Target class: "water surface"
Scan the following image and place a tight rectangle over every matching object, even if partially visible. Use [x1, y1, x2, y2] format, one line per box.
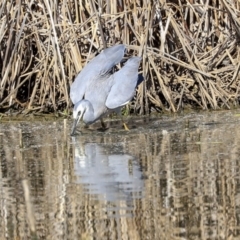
[1, 110, 240, 239]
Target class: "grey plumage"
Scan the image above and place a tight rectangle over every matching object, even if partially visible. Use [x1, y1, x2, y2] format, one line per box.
[70, 44, 142, 135]
[70, 44, 125, 105]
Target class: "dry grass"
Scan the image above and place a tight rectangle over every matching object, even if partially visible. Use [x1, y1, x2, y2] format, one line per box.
[0, 0, 240, 115]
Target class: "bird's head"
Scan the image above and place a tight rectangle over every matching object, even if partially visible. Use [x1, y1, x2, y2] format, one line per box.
[71, 101, 87, 136]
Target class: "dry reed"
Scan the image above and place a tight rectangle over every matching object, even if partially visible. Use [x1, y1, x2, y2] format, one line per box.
[0, 0, 240, 115]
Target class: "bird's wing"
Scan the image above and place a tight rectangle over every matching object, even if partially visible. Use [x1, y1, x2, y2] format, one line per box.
[105, 57, 142, 109]
[70, 44, 125, 105]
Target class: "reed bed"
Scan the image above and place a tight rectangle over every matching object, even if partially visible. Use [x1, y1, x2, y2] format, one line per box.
[0, 0, 240, 114]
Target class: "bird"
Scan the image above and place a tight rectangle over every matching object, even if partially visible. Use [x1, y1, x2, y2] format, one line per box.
[70, 44, 143, 136]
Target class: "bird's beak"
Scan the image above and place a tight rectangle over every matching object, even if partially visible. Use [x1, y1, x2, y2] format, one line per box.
[71, 111, 82, 136]
[71, 119, 78, 136]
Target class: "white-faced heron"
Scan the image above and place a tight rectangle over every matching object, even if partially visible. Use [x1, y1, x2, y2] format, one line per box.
[70, 44, 143, 135]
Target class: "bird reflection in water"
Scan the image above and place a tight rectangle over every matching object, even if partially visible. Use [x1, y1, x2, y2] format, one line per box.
[72, 141, 144, 202]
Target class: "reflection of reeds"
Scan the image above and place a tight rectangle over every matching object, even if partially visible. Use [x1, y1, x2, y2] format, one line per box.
[0, 1, 240, 113]
[22, 179, 36, 233]
[1, 114, 240, 238]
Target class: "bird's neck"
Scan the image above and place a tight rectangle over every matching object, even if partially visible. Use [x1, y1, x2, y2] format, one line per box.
[82, 100, 96, 124]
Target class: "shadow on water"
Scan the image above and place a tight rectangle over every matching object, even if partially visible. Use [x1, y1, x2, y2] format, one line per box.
[1, 110, 240, 239]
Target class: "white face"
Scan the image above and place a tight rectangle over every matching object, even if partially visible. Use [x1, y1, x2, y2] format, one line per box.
[73, 107, 79, 120]
[71, 103, 85, 135]
[73, 102, 85, 120]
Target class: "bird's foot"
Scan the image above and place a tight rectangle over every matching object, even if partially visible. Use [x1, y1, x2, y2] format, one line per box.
[123, 122, 130, 131]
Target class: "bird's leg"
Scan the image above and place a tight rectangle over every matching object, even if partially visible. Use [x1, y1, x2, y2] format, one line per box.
[122, 122, 130, 131]
[115, 107, 130, 131]
[100, 119, 107, 129]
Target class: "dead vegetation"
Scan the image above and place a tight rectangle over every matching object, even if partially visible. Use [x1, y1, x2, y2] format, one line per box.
[0, 0, 240, 115]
